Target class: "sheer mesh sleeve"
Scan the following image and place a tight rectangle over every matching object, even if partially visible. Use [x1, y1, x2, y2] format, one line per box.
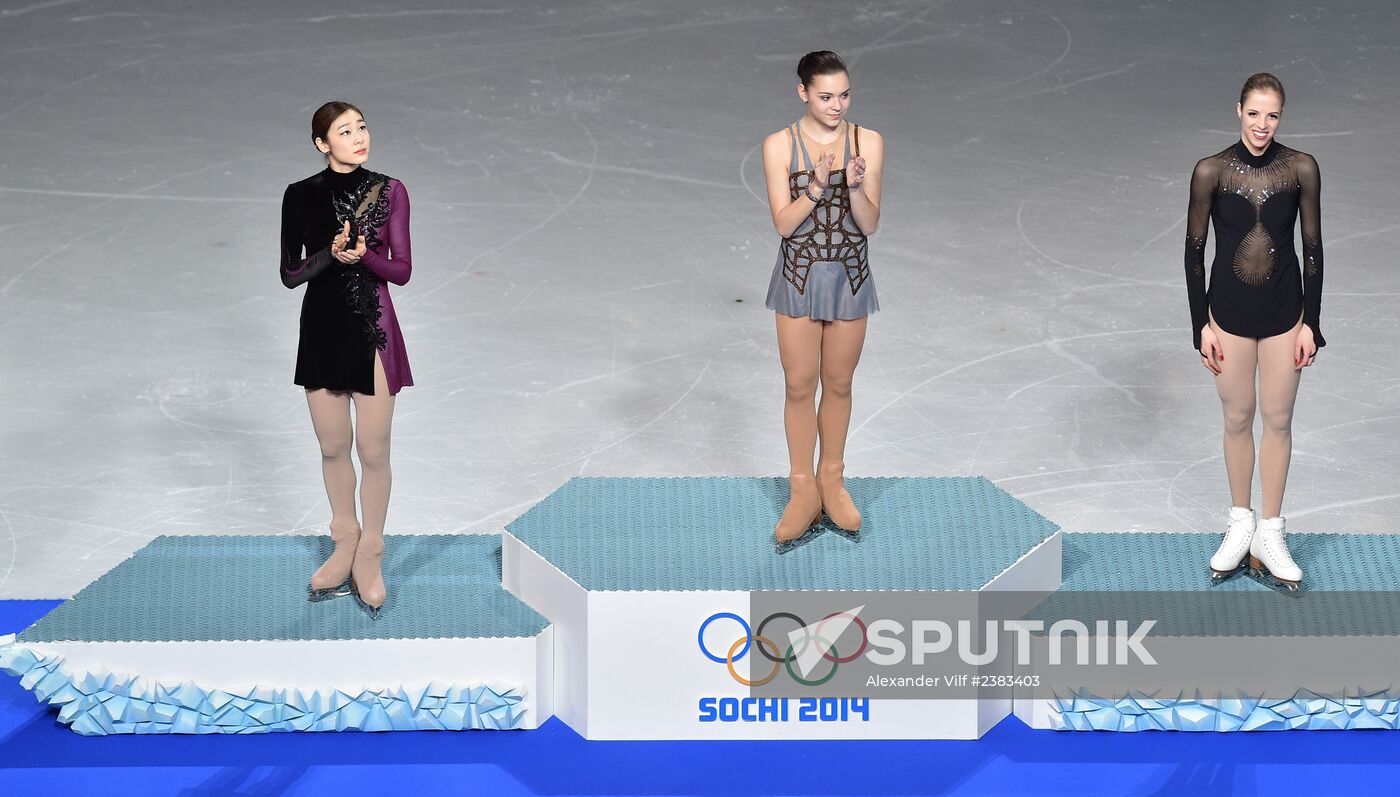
[1184, 157, 1216, 350]
[1296, 153, 1326, 348]
[359, 180, 411, 286]
[280, 183, 335, 289]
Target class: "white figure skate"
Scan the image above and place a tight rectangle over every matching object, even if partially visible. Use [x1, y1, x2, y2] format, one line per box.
[1247, 516, 1303, 592]
[1209, 506, 1255, 583]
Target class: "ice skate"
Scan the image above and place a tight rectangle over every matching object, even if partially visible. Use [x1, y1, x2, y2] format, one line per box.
[775, 474, 824, 543]
[1247, 516, 1302, 592]
[351, 534, 387, 619]
[816, 461, 861, 532]
[308, 520, 359, 601]
[1209, 506, 1255, 583]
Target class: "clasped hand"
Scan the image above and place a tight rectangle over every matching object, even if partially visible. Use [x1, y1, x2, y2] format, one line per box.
[810, 151, 866, 191]
[332, 220, 366, 264]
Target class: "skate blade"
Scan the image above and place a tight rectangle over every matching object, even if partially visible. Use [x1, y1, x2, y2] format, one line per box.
[350, 586, 385, 620]
[1246, 566, 1303, 596]
[832, 526, 865, 544]
[775, 524, 827, 554]
[307, 580, 354, 602]
[1209, 565, 1245, 585]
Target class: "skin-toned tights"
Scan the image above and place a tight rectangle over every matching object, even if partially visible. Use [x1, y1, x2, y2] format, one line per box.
[776, 314, 867, 478]
[1210, 312, 1303, 518]
[305, 352, 394, 592]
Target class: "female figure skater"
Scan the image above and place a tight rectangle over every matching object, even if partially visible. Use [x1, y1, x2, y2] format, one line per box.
[762, 51, 884, 543]
[1186, 74, 1324, 590]
[280, 101, 413, 617]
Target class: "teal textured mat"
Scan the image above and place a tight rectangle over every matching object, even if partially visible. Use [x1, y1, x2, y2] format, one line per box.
[505, 477, 1059, 591]
[18, 535, 548, 643]
[1027, 532, 1400, 637]
[1059, 532, 1400, 592]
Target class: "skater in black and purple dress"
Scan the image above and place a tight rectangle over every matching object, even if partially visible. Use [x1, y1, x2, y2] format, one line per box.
[280, 100, 414, 617]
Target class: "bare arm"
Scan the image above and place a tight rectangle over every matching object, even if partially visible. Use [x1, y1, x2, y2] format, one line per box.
[847, 127, 883, 235]
[763, 129, 822, 238]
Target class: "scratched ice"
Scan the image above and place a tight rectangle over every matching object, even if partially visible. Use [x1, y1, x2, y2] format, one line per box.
[1, 1, 1397, 597]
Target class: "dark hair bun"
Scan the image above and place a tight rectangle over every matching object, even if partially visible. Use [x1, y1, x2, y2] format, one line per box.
[797, 51, 847, 87]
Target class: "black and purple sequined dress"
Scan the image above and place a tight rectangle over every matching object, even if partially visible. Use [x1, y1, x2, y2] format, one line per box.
[279, 167, 413, 395]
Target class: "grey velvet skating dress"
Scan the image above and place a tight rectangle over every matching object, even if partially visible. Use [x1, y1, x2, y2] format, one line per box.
[765, 121, 879, 320]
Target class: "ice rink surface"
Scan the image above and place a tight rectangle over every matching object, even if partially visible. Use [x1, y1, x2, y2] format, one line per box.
[1, 0, 1397, 597]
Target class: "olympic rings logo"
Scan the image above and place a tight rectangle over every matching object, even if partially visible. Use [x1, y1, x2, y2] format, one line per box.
[697, 611, 867, 686]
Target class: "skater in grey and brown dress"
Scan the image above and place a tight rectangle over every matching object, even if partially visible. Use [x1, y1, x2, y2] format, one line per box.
[761, 51, 885, 544]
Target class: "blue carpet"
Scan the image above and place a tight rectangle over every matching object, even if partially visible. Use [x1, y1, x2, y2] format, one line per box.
[3, 601, 1394, 795]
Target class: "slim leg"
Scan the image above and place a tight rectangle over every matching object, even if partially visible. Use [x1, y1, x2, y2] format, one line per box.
[774, 313, 824, 541]
[815, 317, 868, 531]
[1256, 320, 1304, 518]
[1210, 316, 1260, 510]
[305, 388, 359, 592]
[349, 353, 396, 613]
